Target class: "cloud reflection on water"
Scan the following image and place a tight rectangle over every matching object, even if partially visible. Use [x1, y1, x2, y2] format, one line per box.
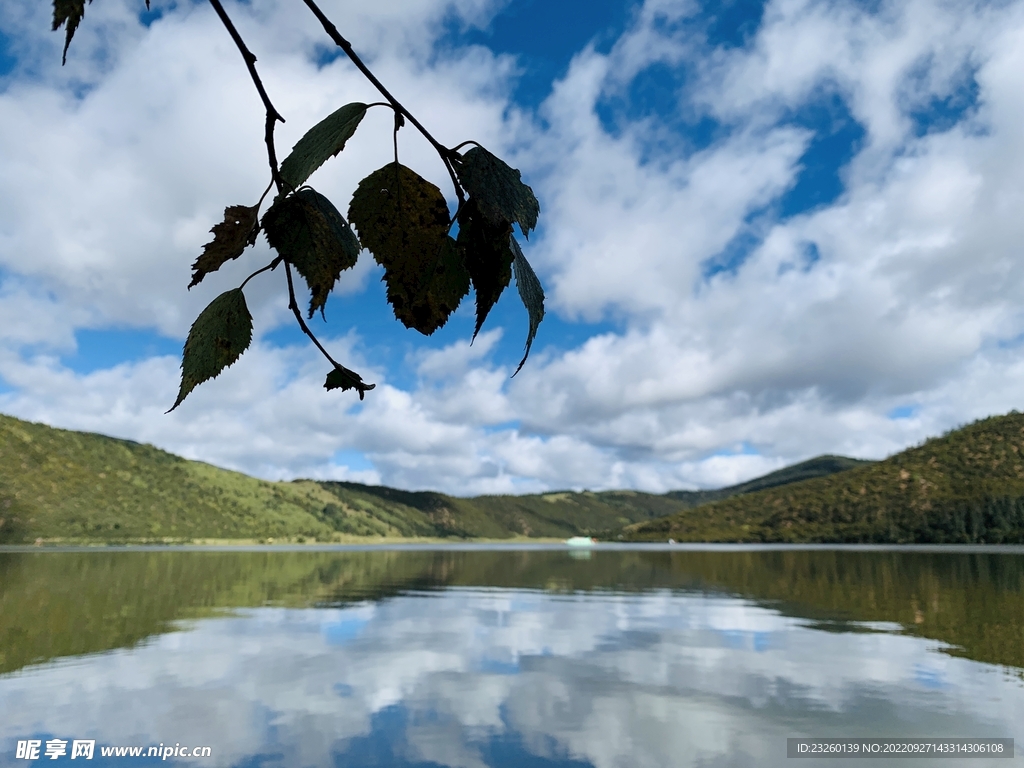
[0, 588, 1021, 767]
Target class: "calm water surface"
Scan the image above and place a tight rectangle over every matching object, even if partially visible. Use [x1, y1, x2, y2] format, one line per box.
[1, 545, 1022, 767]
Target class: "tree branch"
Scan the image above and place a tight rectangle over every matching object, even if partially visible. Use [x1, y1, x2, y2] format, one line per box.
[284, 261, 374, 398]
[298, 0, 465, 205]
[208, 0, 287, 194]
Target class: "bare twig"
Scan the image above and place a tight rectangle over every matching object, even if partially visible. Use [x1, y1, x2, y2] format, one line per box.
[208, 0, 287, 194]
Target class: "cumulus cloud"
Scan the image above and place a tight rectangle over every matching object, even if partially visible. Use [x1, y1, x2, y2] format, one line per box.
[3, 0, 1024, 494]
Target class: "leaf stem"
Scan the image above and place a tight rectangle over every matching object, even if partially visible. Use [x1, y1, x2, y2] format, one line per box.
[256, 178, 275, 211]
[298, 0, 465, 205]
[207, 0, 287, 194]
[239, 257, 281, 290]
[283, 261, 374, 398]
[393, 112, 401, 166]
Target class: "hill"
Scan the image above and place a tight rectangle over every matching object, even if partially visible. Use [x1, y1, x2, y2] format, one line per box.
[622, 412, 1024, 543]
[0, 413, 440, 543]
[0, 412, 868, 544]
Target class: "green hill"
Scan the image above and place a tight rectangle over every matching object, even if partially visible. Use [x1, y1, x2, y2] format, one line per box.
[0, 413, 446, 543]
[0, 411, 874, 544]
[623, 412, 1024, 543]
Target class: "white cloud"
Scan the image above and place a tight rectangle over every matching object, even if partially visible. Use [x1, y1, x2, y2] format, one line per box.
[3, 0, 1024, 496]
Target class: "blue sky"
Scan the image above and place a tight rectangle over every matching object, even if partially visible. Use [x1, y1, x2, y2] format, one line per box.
[1, 0, 1023, 494]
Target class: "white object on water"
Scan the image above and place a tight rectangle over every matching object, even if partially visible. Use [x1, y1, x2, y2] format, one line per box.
[566, 536, 597, 547]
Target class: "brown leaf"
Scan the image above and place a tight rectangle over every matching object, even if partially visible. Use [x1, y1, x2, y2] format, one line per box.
[189, 205, 260, 289]
[52, 0, 90, 66]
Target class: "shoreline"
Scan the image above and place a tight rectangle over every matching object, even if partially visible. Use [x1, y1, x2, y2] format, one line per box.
[3, 541, 1024, 554]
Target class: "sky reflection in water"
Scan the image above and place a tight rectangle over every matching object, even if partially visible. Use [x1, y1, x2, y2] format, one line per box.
[0, 552, 1022, 767]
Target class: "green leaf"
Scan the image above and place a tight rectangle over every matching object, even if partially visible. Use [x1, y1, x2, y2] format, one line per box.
[279, 103, 368, 191]
[510, 236, 544, 375]
[349, 162, 466, 334]
[262, 188, 361, 319]
[455, 146, 540, 237]
[169, 289, 253, 412]
[402, 235, 470, 335]
[188, 205, 260, 289]
[456, 198, 514, 340]
[324, 366, 376, 401]
[52, 0, 90, 65]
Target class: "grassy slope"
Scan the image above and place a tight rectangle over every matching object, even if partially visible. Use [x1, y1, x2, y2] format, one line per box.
[623, 412, 1024, 543]
[0, 415, 441, 543]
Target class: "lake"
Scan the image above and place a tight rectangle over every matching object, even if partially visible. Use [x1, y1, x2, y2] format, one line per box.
[0, 544, 1022, 767]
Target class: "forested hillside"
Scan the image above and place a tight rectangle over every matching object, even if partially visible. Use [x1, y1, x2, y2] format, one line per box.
[623, 412, 1024, 543]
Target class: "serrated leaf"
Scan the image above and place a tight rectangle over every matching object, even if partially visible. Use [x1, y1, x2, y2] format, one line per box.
[52, 0, 90, 65]
[348, 163, 449, 266]
[189, 205, 260, 289]
[349, 162, 466, 334]
[510, 236, 544, 375]
[402, 236, 470, 335]
[262, 188, 360, 319]
[324, 366, 376, 400]
[169, 288, 253, 412]
[456, 198, 514, 340]
[455, 146, 540, 238]
[279, 103, 367, 191]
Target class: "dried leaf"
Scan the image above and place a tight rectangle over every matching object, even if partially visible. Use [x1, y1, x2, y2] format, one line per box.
[262, 188, 360, 319]
[455, 146, 539, 237]
[510, 236, 544, 375]
[349, 162, 467, 334]
[169, 289, 253, 412]
[279, 102, 368, 191]
[324, 366, 375, 400]
[52, 0, 90, 65]
[457, 198, 514, 340]
[189, 205, 260, 289]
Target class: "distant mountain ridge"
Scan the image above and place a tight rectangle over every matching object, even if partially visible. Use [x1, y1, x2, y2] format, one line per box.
[664, 454, 874, 508]
[0, 411, 869, 544]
